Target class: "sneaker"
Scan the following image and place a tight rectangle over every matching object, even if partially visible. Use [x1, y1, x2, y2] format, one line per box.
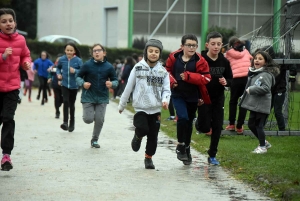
[91, 141, 100, 148]
[55, 112, 60, 119]
[1, 154, 13, 171]
[265, 141, 272, 149]
[183, 146, 192, 165]
[144, 158, 155, 169]
[131, 134, 142, 152]
[205, 128, 212, 136]
[236, 126, 244, 135]
[166, 116, 175, 121]
[176, 144, 188, 161]
[36, 94, 40, 100]
[252, 146, 267, 154]
[60, 122, 68, 131]
[208, 157, 220, 165]
[225, 124, 235, 131]
[68, 120, 74, 132]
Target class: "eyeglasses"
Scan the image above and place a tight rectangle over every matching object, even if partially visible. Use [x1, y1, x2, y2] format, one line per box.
[184, 44, 198, 49]
[93, 49, 103, 53]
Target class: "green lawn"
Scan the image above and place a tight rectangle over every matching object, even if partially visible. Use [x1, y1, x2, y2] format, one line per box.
[113, 91, 300, 200]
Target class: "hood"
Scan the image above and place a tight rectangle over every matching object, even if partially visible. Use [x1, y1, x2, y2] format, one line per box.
[249, 66, 280, 77]
[226, 49, 248, 60]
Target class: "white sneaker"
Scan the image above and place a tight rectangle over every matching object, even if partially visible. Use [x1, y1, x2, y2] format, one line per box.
[258, 140, 272, 149]
[252, 146, 267, 154]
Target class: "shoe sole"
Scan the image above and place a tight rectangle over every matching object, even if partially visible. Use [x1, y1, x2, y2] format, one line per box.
[91, 146, 100, 148]
[60, 125, 68, 131]
[177, 154, 188, 161]
[68, 128, 74, 132]
[1, 162, 13, 171]
[236, 131, 244, 135]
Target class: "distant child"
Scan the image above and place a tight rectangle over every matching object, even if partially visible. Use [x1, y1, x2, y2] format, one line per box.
[165, 34, 211, 165]
[225, 36, 253, 134]
[197, 32, 233, 165]
[76, 44, 118, 148]
[118, 39, 171, 169]
[24, 61, 35, 102]
[57, 42, 83, 132]
[239, 51, 279, 154]
[48, 54, 63, 118]
[34, 51, 53, 105]
[0, 8, 31, 171]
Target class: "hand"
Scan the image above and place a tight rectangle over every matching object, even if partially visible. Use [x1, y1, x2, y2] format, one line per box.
[105, 81, 112, 88]
[162, 102, 168, 110]
[47, 67, 52, 72]
[83, 82, 91, 89]
[58, 81, 62, 86]
[173, 83, 178, 88]
[3, 47, 12, 57]
[23, 62, 31, 70]
[219, 77, 227, 86]
[180, 73, 185, 81]
[198, 99, 204, 106]
[47, 78, 52, 83]
[57, 74, 62, 80]
[69, 67, 75, 73]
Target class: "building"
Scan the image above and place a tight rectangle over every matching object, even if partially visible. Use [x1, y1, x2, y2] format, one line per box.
[37, 0, 296, 52]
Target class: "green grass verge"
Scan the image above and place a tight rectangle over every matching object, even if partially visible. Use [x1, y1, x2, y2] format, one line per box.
[113, 93, 300, 201]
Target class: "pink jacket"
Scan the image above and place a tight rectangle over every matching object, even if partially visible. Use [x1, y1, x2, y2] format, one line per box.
[0, 32, 31, 92]
[225, 49, 252, 78]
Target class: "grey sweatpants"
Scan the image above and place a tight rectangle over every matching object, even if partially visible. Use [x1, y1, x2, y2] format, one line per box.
[82, 103, 107, 141]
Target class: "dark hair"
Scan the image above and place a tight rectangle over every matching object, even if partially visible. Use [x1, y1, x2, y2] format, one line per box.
[259, 46, 276, 59]
[90, 43, 105, 56]
[206, 32, 223, 43]
[0, 8, 17, 31]
[251, 50, 278, 68]
[125, 56, 136, 68]
[40, 51, 50, 59]
[181, 34, 198, 45]
[228, 36, 245, 52]
[64, 42, 81, 58]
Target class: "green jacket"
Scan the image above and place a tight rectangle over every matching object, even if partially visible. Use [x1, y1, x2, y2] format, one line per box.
[76, 58, 118, 104]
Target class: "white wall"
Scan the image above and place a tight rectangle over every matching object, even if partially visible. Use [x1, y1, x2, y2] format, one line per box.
[37, 0, 128, 47]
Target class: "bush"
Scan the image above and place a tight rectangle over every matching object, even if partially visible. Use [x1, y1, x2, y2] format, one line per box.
[207, 26, 237, 47]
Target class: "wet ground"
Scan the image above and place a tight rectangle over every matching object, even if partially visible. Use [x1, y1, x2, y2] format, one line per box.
[0, 89, 272, 201]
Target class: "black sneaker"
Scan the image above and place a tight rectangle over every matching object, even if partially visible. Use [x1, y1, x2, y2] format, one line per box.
[91, 141, 100, 148]
[60, 122, 68, 131]
[144, 158, 155, 169]
[176, 144, 188, 161]
[183, 146, 192, 165]
[131, 134, 142, 152]
[55, 112, 60, 119]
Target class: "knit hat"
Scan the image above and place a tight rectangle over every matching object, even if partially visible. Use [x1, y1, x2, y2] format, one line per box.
[144, 39, 163, 62]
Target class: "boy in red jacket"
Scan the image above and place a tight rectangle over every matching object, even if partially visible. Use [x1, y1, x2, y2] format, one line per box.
[165, 34, 211, 165]
[0, 8, 31, 171]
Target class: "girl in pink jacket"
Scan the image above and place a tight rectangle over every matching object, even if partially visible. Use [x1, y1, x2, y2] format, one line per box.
[225, 36, 253, 134]
[0, 8, 31, 171]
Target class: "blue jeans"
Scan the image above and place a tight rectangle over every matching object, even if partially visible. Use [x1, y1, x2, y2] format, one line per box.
[172, 97, 197, 146]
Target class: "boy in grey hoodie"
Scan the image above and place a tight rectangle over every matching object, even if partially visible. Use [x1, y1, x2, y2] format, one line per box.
[118, 39, 171, 169]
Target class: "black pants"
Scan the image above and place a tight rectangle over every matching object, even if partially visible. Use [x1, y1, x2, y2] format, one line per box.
[229, 77, 248, 128]
[271, 92, 286, 130]
[0, 90, 19, 155]
[61, 86, 78, 123]
[248, 111, 268, 146]
[38, 76, 49, 102]
[133, 112, 160, 156]
[168, 98, 175, 117]
[197, 95, 224, 157]
[53, 86, 63, 114]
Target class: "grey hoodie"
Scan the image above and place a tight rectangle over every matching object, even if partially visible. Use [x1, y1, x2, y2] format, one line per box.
[118, 59, 171, 114]
[239, 66, 279, 114]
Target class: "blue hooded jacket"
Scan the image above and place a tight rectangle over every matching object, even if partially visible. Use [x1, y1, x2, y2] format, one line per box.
[56, 55, 82, 89]
[34, 58, 53, 78]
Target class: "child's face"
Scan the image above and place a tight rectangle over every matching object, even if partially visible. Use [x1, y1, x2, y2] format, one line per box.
[92, 45, 105, 61]
[41, 52, 47, 60]
[253, 53, 266, 69]
[146, 46, 160, 63]
[0, 14, 16, 34]
[181, 39, 198, 57]
[65, 45, 76, 59]
[205, 37, 223, 56]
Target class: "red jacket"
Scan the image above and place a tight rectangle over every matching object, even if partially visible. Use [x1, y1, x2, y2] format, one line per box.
[0, 32, 31, 92]
[165, 49, 211, 104]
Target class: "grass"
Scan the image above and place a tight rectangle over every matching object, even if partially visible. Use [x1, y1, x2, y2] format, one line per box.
[112, 91, 300, 201]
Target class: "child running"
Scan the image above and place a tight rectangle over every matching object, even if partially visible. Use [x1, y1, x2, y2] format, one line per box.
[239, 50, 279, 154]
[0, 8, 31, 171]
[118, 39, 171, 169]
[76, 44, 118, 148]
